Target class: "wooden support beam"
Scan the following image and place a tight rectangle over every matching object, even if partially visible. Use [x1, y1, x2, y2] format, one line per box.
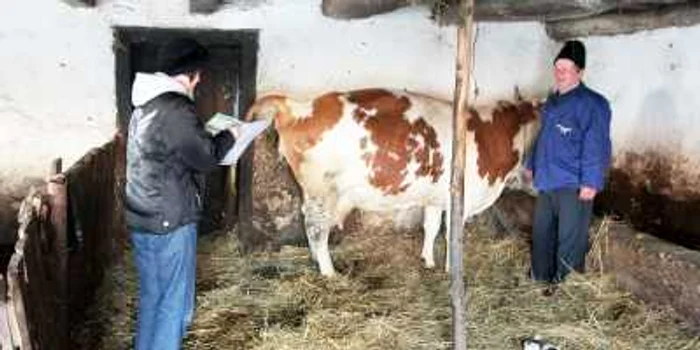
[322, 0, 408, 19]
[62, 0, 97, 7]
[47, 159, 69, 350]
[546, 2, 700, 40]
[190, 0, 223, 14]
[449, 0, 475, 348]
[449, 0, 691, 22]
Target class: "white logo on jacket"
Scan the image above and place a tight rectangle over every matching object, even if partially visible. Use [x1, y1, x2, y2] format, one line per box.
[555, 123, 572, 136]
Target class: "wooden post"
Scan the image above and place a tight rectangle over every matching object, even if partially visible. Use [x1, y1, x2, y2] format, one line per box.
[7, 191, 41, 350]
[7, 256, 31, 350]
[449, 0, 475, 349]
[47, 158, 69, 350]
[0, 275, 13, 350]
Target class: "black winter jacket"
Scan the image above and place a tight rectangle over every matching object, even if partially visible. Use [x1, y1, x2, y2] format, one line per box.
[125, 73, 235, 234]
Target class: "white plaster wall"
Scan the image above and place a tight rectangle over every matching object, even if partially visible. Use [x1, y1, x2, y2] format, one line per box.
[583, 26, 700, 169]
[1, 0, 115, 187]
[0, 0, 699, 187]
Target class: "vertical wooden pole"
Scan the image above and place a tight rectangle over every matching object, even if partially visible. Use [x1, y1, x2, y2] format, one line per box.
[449, 0, 475, 349]
[47, 158, 68, 350]
[0, 274, 13, 349]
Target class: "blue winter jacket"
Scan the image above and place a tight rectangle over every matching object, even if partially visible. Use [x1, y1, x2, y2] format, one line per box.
[526, 83, 612, 192]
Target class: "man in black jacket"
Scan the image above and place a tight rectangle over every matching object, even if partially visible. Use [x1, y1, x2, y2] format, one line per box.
[125, 38, 238, 350]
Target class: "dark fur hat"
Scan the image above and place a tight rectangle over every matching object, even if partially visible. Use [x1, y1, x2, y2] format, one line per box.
[554, 40, 586, 69]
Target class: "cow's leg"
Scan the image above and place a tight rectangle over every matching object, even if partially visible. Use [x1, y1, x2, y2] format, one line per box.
[302, 197, 335, 276]
[421, 206, 443, 269]
[444, 204, 452, 273]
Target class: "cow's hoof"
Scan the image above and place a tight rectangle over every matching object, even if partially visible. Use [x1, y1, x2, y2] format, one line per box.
[421, 257, 436, 269]
[320, 270, 337, 277]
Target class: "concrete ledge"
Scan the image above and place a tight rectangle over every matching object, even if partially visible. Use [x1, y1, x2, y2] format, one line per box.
[604, 222, 700, 329]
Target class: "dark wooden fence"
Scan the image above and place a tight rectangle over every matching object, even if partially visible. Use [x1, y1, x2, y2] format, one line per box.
[3, 135, 126, 349]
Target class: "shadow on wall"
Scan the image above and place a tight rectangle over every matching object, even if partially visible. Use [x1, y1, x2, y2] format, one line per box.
[630, 89, 682, 153]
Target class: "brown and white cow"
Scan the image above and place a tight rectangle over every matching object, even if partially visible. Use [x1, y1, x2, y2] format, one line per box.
[246, 88, 540, 276]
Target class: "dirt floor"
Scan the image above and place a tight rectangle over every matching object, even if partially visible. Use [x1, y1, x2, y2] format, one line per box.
[73, 219, 700, 350]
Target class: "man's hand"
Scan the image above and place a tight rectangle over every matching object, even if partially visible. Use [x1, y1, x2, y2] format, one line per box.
[523, 169, 533, 183]
[579, 186, 597, 201]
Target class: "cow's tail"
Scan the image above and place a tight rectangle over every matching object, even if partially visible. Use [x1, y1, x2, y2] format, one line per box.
[244, 95, 291, 128]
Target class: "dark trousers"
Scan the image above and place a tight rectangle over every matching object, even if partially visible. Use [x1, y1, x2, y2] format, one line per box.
[531, 189, 593, 283]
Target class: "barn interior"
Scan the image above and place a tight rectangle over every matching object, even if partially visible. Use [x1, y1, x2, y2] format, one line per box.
[1, 0, 700, 349]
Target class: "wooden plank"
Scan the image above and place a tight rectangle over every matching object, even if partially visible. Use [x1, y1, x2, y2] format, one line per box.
[7, 253, 31, 350]
[0, 275, 13, 350]
[322, 0, 408, 19]
[546, 2, 700, 40]
[62, 0, 97, 7]
[48, 158, 69, 350]
[114, 30, 133, 134]
[236, 32, 263, 253]
[449, 0, 475, 348]
[8, 203, 34, 350]
[190, 0, 222, 14]
[26, 200, 52, 349]
[321, 0, 692, 23]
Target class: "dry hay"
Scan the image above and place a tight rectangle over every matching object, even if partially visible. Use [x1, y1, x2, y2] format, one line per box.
[73, 218, 700, 349]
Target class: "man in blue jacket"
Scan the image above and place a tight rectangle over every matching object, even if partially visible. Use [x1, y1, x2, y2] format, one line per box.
[125, 38, 240, 349]
[525, 40, 612, 292]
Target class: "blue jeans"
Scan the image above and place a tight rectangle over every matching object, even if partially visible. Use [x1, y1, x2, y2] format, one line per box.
[131, 223, 197, 350]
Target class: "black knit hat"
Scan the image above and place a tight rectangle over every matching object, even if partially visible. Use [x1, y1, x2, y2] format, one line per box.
[554, 40, 586, 69]
[157, 38, 210, 76]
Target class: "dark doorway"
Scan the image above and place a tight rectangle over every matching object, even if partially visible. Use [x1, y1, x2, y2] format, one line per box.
[114, 27, 258, 234]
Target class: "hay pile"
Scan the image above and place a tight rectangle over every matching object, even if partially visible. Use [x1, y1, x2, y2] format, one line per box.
[73, 219, 700, 349]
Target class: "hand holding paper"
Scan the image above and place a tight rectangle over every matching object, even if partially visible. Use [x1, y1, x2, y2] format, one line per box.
[205, 113, 272, 166]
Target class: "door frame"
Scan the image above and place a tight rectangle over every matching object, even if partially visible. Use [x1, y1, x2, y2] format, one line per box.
[113, 27, 259, 233]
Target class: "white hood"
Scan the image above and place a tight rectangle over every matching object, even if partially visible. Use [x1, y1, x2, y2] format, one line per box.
[131, 72, 192, 107]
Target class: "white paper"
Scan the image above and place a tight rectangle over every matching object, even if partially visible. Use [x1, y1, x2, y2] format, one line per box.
[205, 112, 273, 165]
[222, 120, 272, 166]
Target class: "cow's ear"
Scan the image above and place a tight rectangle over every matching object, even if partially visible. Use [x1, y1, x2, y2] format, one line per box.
[531, 99, 543, 109]
[513, 85, 523, 101]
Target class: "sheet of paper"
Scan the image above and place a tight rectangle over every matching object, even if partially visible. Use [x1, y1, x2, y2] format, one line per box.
[218, 118, 272, 165]
[205, 112, 273, 165]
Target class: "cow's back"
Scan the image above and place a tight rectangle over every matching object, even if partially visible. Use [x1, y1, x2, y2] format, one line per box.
[280, 90, 453, 217]
[252, 88, 539, 224]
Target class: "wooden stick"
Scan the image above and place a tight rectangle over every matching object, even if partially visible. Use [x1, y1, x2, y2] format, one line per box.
[47, 158, 69, 350]
[449, 0, 475, 348]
